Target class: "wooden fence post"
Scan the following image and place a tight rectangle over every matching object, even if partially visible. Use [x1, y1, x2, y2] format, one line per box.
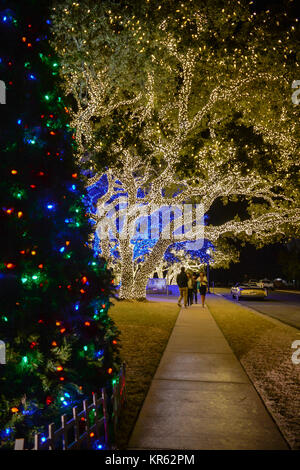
[34, 433, 40, 450]
[92, 392, 100, 440]
[61, 415, 68, 450]
[14, 438, 24, 450]
[102, 388, 108, 445]
[73, 406, 79, 449]
[83, 399, 90, 448]
[48, 422, 55, 450]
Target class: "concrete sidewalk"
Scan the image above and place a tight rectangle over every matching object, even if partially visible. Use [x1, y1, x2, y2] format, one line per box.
[128, 304, 288, 450]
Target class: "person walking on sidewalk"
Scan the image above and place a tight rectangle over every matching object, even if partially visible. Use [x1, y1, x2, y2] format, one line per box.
[177, 267, 188, 308]
[192, 273, 198, 304]
[197, 272, 208, 307]
[187, 272, 194, 306]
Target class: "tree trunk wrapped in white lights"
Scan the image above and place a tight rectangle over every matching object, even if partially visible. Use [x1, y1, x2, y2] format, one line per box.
[51, 0, 300, 300]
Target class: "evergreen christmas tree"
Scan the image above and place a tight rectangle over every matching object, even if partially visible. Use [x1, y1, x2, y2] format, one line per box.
[0, 0, 120, 449]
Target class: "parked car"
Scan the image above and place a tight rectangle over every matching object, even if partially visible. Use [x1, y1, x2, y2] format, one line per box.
[258, 279, 274, 290]
[231, 283, 268, 300]
[273, 278, 288, 289]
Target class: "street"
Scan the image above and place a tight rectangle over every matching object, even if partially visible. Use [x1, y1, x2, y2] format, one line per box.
[147, 289, 300, 330]
[217, 288, 300, 330]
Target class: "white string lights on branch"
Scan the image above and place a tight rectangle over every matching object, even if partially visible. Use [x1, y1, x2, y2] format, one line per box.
[51, 0, 300, 300]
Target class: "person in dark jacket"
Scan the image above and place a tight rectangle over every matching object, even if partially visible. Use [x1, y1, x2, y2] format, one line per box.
[176, 267, 188, 308]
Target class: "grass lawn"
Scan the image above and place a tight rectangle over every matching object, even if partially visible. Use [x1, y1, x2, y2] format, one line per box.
[206, 294, 300, 450]
[109, 299, 180, 449]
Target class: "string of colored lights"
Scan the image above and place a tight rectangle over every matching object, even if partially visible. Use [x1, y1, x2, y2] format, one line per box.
[0, 1, 120, 449]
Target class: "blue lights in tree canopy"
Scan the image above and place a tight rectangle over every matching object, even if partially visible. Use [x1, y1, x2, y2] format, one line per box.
[85, 175, 213, 267]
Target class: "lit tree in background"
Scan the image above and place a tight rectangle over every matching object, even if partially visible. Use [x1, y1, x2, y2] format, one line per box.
[160, 241, 240, 285]
[52, 0, 300, 300]
[0, 0, 120, 449]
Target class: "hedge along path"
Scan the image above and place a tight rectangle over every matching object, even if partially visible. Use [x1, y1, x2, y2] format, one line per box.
[206, 295, 300, 450]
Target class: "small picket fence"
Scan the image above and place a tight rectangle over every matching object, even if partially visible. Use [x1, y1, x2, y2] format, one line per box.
[14, 362, 126, 450]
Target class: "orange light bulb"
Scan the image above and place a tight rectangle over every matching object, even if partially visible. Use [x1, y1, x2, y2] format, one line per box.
[6, 263, 15, 269]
